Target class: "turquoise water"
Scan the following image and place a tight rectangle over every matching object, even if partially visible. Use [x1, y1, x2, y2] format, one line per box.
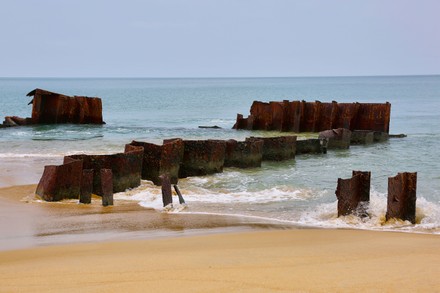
[1, 76, 439, 233]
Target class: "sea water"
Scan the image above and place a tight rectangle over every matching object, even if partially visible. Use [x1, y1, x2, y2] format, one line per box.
[1, 76, 439, 234]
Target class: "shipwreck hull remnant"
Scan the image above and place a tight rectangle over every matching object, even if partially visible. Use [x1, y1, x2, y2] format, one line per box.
[80, 169, 94, 204]
[28, 88, 104, 124]
[179, 140, 226, 178]
[350, 130, 375, 144]
[66, 145, 143, 196]
[318, 128, 352, 149]
[386, 172, 417, 224]
[35, 158, 83, 201]
[234, 100, 391, 134]
[335, 171, 371, 217]
[224, 139, 264, 168]
[247, 136, 297, 161]
[2, 88, 105, 127]
[2, 116, 33, 127]
[296, 139, 326, 154]
[128, 139, 184, 186]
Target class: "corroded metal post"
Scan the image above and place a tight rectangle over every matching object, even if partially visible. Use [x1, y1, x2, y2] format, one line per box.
[101, 169, 113, 206]
[160, 174, 173, 207]
[386, 172, 417, 224]
[80, 169, 94, 204]
[335, 171, 371, 217]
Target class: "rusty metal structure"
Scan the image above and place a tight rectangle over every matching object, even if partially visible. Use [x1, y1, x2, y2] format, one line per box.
[224, 139, 264, 168]
[35, 157, 83, 201]
[246, 136, 297, 161]
[128, 139, 184, 186]
[66, 145, 143, 196]
[2, 88, 104, 126]
[234, 100, 391, 133]
[386, 172, 417, 224]
[335, 171, 371, 217]
[28, 88, 104, 124]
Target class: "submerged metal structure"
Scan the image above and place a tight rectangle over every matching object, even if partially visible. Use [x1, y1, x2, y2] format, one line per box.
[234, 100, 391, 133]
[2, 88, 104, 126]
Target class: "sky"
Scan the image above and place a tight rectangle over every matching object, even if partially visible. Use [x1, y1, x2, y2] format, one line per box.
[0, 0, 439, 78]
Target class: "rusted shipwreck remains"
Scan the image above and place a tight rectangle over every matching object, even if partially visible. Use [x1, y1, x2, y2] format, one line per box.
[234, 100, 391, 133]
[32, 94, 415, 224]
[36, 135, 325, 203]
[335, 171, 417, 224]
[2, 88, 104, 126]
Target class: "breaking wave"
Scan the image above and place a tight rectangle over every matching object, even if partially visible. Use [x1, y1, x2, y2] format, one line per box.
[114, 181, 440, 234]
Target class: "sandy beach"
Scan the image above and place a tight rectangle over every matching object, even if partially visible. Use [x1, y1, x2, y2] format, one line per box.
[0, 185, 439, 292]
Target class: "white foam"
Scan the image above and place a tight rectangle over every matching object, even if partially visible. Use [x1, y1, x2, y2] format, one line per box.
[297, 190, 440, 234]
[114, 181, 440, 234]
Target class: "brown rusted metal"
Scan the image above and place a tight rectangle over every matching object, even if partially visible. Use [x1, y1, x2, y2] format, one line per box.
[67, 146, 143, 196]
[161, 138, 184, 184]
[318, 128, 351, 149]
[386, 172, 417, 224]
[317, 101, 338, 131]
[27, 88, 104, 124]
[179, 140, 226, 178]
[235, 100, 391, 134]
[80, 169, 94, 204]
[129, 141, 162, 184]
[247, 136, 297, 161]
[35, 158, 83, 201]
[128, 139, 183, 185]
[354, 102, 391, 133]
[160, 174, 173, 207]
[335, 171, 371, 217]
[101, 169, 113, 206]
[224, 139, 264, 168]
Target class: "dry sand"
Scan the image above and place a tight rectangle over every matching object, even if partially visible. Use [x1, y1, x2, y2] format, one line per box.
[0, 185, 439, 292]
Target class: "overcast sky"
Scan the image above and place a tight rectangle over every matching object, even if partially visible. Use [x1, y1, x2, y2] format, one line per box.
[0, 0, 439, 77]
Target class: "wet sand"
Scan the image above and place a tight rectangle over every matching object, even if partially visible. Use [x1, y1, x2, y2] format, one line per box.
[0, 185, 285, 250]
[1, 185, 439, 292]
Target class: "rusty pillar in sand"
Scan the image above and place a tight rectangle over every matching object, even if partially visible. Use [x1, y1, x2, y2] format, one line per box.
[386, 172, 417, 224]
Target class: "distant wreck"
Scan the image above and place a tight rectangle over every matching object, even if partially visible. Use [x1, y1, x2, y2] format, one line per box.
[234, 100, 391, 133]
[2, 88, 104, 127]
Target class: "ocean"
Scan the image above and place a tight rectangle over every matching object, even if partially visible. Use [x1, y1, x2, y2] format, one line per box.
[1, 76, 439, 234]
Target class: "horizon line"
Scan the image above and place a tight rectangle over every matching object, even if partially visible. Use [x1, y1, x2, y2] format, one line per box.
[0, 73, 439, 79]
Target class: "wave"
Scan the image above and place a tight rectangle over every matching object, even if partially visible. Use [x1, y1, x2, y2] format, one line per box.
[31, 134, 104, 141]
[114, 182, 440, 234]
[297, 191, 440, 234]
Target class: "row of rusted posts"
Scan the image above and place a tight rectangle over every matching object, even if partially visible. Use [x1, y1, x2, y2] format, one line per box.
[35, 134, 327, 203]
[234, 100, 391, 133]
[36, 128, 392, 204]
[336, 171, 417, 223]
[36, 145, 143, 205]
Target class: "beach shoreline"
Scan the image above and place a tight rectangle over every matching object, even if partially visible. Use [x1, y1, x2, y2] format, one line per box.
[0, 184, 297, 251]
[1, 183, 440, 292]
